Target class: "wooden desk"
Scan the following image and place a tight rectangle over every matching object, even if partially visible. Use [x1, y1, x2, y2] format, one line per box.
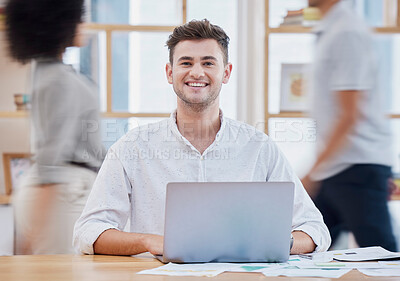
[0, 254, 399, 281]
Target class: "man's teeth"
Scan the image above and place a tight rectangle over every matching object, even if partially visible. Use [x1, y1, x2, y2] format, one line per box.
[188, 82, 206, 87]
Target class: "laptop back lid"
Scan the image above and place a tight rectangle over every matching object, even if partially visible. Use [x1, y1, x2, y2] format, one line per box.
[163, 182, 294, 263]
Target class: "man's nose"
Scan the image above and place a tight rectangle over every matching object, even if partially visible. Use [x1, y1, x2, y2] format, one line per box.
[189, 63, 205, 79]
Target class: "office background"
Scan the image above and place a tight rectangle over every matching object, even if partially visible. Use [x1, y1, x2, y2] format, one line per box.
[0, 0, 399, 253]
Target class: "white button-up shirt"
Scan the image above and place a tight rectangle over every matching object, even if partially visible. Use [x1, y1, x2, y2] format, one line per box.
[73, 112, 331, 254]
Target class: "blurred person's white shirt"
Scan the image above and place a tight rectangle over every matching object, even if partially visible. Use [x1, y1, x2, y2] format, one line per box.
[310, 1, 392, 181]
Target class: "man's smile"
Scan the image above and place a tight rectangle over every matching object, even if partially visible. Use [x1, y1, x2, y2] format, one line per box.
[185, 82, 209, 88]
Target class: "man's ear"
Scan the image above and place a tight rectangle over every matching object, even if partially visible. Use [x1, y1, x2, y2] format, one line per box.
[222, 63, 233, 84]
[166, 63, 173, 84]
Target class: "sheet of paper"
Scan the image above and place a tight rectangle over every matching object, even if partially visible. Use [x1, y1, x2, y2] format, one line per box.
[331, 247, 400, 262]
[302, 246, 400, 262]
[262, 267, 352, 278]
[358, 268, 400, 277]
[137, 262, 240, 277]
[227, 263, 286, 273]
[311, 262, 383, 269]
[300, 252, 333, 262]
[379, 261, 400, 268]
[228, 256, 315, 272]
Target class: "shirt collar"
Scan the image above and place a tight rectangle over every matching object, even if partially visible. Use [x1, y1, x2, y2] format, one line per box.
[168, 109, 227, 146]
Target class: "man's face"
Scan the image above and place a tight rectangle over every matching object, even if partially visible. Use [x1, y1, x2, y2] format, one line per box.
[166, 39, 232, 112]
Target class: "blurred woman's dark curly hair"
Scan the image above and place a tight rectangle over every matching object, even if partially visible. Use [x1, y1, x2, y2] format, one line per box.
[5, 0, 84, 64]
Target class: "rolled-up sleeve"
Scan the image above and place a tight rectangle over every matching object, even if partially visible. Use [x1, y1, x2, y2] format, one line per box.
[73, 148, 132, 254]
[266, 140, 331, 252]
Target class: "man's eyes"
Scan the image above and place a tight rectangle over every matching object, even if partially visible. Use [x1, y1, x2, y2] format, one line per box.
[179, 61, 215, 66]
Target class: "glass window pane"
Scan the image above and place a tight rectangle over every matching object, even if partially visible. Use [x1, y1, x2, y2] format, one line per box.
[63, 31, 107, 112]
[374, 34, 400, 114]
[187, 0, 238, 119]
[268, 118, 316, 177]
[112, 32, 177, 113]
[268, 34, 315, 113]
[352, 0, 397, 27]
[86, 0, 182, 26]
[101, 117, 165, 149]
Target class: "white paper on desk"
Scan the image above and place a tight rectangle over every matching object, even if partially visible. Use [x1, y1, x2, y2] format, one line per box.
[379, 261, 400, 268]
[310, 262, 383, 269]
[300, 251, 333, 262]
[227, 263, 287, 273]
[358, 268, 400, 277]
[262, 267, 352, 278]
[302, 246, 400, 262]
[228, 255, 315, 272]
[331, 246, 400, 262]
[137, 262, 240, 277]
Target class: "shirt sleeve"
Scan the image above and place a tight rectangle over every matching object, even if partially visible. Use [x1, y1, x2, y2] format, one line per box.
[73, 147, 132, 254]
[266, 140, 331, 252]
[329, 29, 372, 91]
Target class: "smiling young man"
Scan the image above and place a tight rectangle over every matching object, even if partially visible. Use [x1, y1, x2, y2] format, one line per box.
[73, 19, 331, 256]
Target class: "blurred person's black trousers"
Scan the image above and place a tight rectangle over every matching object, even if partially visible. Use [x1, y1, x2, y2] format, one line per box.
[314, 164, 398, 252]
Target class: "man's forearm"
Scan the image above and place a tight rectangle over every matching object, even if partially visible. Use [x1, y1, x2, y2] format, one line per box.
[290, 231, 316, 254]
[93, 229, 163, 256]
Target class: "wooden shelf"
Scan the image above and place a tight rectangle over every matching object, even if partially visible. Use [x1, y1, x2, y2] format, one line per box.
[268, 26, 312, 34]
[0, 21, 176, 33]
[267, 112, 400, 119]
[0, 195, 11, 205]
[6, 110, 397, 120]
[102, 112, 170, 118]
[83, 23, 175, 32]
[0, 111, 172, 119]
[268, 26, 400, 34]
[374, 27, 400, 33]
[268, 112, 307, 118]
[0, 111, 29, 118]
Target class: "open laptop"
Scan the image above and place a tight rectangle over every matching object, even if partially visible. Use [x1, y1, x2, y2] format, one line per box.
[155, 181, 294, 263]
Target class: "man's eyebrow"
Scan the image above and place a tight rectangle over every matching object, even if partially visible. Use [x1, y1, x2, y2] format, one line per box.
[201, 56, 217, 61]
[177, 56, 218, 62]
[177, 56, 193, 62]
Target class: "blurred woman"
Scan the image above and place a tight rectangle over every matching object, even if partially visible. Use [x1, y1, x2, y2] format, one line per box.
[5, 0, 105, 254]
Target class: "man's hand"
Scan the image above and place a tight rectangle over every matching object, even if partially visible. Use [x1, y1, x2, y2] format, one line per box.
[290, 231, 316, 254]
[94, 230, 164, 256]
[142, 234, 163, 255]
[301, 175, 320, 199]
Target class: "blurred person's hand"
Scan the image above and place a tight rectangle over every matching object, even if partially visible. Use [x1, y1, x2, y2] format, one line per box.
[301, 175, 320, 199]
[388, 178, 400, 200]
